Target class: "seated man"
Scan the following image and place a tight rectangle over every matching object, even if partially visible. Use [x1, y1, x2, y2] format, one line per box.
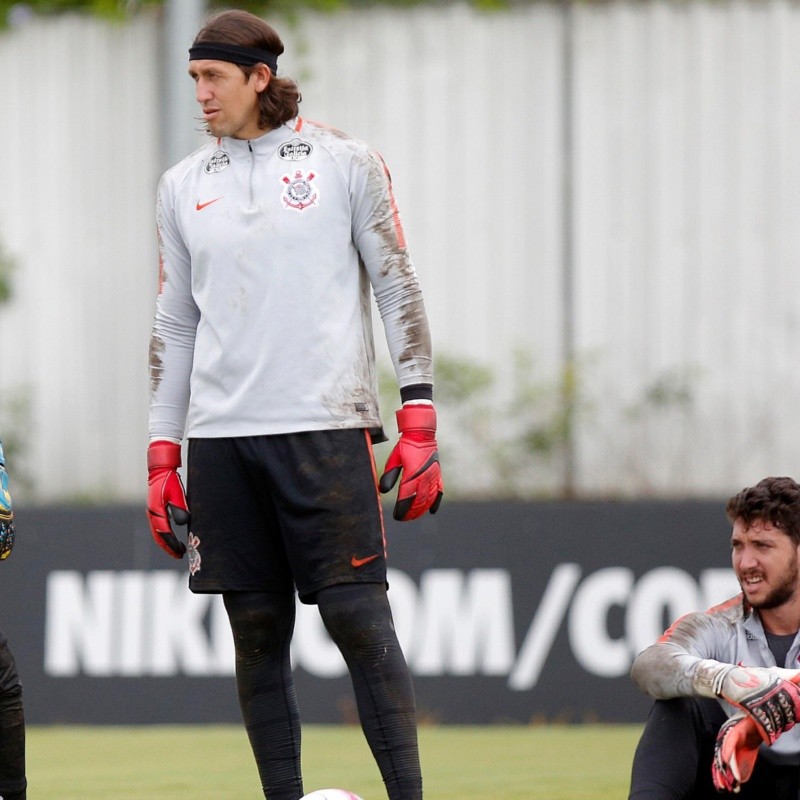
[629, 476, 800, 798]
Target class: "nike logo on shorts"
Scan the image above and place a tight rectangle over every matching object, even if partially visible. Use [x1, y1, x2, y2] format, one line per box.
[351, 554, 380, 568]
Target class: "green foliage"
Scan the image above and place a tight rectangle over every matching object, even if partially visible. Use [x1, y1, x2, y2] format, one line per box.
[434, 354, 494, 404]
[0, 240, 12, 305]
[624, 364, 701, 419]
[212, 0, 519, 10]
[211, 0, 345, 17]
[483, 350, 593, 497]
[0, 0, 519, 27]
[380, 350, 704, 499]
[618, 364, 703, 493]
[0, 239, 33, 489]
[0, 385, 33, 493]
[506, 349, 587, 456]
[0, 0, 158, 27]
[379, 349, 591, 499]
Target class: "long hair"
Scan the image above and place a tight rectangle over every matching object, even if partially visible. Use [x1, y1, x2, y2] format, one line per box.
[193, 10, 302, 131]
[726, 476, 800, 545]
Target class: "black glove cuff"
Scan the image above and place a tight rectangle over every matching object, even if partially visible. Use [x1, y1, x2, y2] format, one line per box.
[400, 383, 433, 404]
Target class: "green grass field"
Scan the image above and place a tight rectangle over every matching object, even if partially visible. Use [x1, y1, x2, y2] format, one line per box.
[25, 723, 643, 799]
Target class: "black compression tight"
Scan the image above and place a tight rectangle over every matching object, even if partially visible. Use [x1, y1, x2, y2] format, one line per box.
[223, 591, 301, 800]
[629, 697, 800, 799]
[224, 584, 422, 800]
[318, 583, 422, 800]
[0, 687, 26, 800]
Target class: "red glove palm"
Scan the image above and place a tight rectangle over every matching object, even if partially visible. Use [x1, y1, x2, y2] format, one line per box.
[146, 441, 189, 559]
[379, 404, 443, 521]
[712, 714, 762, 793]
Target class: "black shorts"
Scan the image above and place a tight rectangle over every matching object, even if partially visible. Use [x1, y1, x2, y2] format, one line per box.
[185, 429, 387, 603]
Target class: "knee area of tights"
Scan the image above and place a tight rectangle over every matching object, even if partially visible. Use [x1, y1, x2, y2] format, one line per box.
[225, 597, 294, 652]
[319, 603, 396, 656]
[0, 686, 23, 713]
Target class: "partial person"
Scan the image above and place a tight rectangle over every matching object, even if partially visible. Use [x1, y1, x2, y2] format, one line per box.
[629, 476, 800, 798]
[146, 10, 442, 800]
[0, 438, 26, 800]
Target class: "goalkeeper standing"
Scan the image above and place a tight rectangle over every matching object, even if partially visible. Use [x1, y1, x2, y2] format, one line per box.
[0, 439, 26, 800]
[629, 476, 800, 798]
[146, 9, 442, 800]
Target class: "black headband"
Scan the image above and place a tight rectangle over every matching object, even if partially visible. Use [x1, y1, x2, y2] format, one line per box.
[189, 42, 279, 73]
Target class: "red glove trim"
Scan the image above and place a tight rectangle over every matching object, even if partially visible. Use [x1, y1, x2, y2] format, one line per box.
[396, 404, 437, 433]
[147, 440, 181, 471]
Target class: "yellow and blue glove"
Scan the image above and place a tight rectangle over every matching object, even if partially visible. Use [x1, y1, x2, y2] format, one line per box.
[0, 438, 15, 560]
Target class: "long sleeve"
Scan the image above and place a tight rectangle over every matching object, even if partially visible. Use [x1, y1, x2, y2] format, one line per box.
[350, 148, 433, 391]
[631, 604, 741, 699]
[148, 170, 200, 442]
[631, 639, 709, 699]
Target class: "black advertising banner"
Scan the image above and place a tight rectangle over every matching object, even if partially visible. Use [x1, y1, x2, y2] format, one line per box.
[0, 501, 737, 724]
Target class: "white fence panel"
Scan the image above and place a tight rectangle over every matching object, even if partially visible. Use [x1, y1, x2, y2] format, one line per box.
[1, 13, 161, 500]
[571, 0, 800, 495]
[281, 4, 567, 494]
[0, 1, 799, 500]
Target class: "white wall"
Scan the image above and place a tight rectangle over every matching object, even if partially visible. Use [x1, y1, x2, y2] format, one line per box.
[1, 1, 798, 500]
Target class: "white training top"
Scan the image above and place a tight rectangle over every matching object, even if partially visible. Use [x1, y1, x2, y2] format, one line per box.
[149, 117, 433, 441]
[631, 593, 800, 758]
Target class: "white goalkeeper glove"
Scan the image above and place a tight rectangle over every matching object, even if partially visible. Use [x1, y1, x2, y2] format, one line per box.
[693, 659, 800, 744]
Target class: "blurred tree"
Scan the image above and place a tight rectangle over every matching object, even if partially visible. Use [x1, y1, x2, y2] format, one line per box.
[0, 240, 11, 305]
[0, 0, 517, 28]
[377, 350, 592, 500]
[0, 238, 32, 491]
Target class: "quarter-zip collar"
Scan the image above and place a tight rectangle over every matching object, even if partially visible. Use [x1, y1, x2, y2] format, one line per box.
[215, 125, 290, 160]
[212, 126, 289, 212]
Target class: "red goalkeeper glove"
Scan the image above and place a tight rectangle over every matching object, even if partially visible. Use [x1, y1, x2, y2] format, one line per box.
[379, 404, 443, 521]
[712, 713, 761, 793]
[146, 441, 189, 559]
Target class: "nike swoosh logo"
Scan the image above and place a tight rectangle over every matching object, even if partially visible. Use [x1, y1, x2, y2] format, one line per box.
[195, 197, 223, 211]
[351, 554, 380, 568]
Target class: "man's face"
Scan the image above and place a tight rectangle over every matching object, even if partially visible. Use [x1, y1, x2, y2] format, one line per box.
[731, 518, 800, 610]
[188, 59, 269, 140]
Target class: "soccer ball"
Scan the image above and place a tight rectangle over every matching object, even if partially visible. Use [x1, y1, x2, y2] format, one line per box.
[300, 791, 365, 800]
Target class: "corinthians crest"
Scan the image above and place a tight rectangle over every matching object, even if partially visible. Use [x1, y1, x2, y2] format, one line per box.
[280, 170, 320, 212]
[187, 532, 202, 575]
